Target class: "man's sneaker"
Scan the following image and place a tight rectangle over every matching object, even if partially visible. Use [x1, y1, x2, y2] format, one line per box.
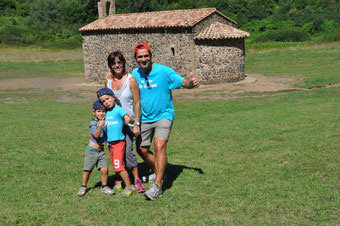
[144, 184, 162, 200]
[114, 180, 122, 191]
[120, 187, 134, 197]
[142, 173, 167, 183]
[134, 178, 146, 193]
[142, 173, 156, 183]
[101, 186, 114, 195]
[77, 187, 87, 196]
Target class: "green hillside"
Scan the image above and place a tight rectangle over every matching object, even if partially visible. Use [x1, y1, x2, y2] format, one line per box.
[1, 0, 340, 48]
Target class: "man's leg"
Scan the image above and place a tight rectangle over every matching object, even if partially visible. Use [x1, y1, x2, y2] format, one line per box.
[154, 137, 167, 187]
[138, 145, 155, 170]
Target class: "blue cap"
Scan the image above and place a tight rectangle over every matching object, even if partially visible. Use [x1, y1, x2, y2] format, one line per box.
[92, 100, 105, 110]
[97, 88, 114, 98]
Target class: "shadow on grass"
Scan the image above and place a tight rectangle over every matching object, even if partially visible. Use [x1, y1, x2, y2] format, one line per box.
[92, 162, 204, 192]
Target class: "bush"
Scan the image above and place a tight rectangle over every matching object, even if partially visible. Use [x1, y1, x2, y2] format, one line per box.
[254, 30, 310, 42]
[43, 33, 82, 49]
[322, 32, 340, 42]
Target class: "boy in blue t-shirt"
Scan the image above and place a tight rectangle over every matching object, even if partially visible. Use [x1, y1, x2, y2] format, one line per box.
[97, 88, 135, 197]
[77, 100, 114, 197]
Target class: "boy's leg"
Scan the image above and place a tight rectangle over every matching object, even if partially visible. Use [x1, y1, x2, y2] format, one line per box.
[109, 140, 132, 188]
[82, 146, 99, 186]
[82, 170, 91, 186]
[119, 170, 131, 187]
[99, 167, 114, 195]
[97, 150, 109, 186]
[100, 168, 108, 186]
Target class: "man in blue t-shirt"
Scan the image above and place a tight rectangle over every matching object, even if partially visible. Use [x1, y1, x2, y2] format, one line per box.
[132, 43, 200, 200]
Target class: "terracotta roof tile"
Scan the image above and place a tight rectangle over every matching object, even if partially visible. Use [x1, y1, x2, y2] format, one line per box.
[195, 22, 250, 40]
[79, 8, 237, 32]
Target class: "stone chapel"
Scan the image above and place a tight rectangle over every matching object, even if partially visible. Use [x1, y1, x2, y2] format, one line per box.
[80, 0, 250, 84]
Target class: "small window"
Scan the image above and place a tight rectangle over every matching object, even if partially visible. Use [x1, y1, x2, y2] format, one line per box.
[171, 47, 175, 56]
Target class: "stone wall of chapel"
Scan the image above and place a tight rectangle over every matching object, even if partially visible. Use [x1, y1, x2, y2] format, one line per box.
[195, 39, 246, 84]
[82, 29, 196, 83]
[81, 29, 246, 84]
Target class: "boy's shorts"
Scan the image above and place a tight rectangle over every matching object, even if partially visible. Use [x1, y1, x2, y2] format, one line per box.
[137, 119, 173, 147]
[108, 140, 126, 172]
[83, 146, 108, 171]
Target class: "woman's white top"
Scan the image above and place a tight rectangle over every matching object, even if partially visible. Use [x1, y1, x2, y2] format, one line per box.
[107, 73, 135, 121]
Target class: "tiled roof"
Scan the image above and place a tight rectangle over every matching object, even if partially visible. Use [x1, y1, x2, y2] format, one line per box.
[195, 22, 250, 40]
[79, 8, 237, 32]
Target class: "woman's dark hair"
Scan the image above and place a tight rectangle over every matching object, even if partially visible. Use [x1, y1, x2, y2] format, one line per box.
[107, 51, 127, 75]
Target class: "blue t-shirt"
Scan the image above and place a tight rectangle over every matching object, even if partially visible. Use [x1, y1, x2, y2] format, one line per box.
[89, 119, 106, 145]
[132, 63, 184, 122]
[105, 105, 127, 142]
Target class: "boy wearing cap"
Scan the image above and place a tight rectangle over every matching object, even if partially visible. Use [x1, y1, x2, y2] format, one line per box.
[97, 88, 135, 197]
[132, 43, 200, 200]
[77, 100, 114, 197]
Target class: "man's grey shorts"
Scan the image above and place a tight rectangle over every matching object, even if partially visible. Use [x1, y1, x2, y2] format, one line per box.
[83, 146, 108, 171]
[137, 119, 173, 147]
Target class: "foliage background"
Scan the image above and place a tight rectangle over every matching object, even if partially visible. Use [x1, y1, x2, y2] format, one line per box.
[1, 0, 340, 49]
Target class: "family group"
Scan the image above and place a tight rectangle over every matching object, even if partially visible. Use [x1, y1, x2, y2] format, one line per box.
[77, 43, 200, 200]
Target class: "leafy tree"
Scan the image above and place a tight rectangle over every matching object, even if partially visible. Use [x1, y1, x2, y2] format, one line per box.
[29, 0, 62, 31]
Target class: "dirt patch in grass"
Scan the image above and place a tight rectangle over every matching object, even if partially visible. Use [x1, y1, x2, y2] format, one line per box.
[0, 74, 302, 102]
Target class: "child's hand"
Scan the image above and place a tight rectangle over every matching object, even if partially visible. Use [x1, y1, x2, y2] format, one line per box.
[98, 118, 105, 127]
[127, 114, 134, 124]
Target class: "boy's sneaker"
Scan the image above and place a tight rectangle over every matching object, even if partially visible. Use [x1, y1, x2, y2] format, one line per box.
[134, 178, 146, 193]
[101, 186, 114, 195]
[114, 181, 122, 191]
[144, 184, 162, 200]
[120, 187, 134, 197]
[77, 187, 87, 196]
[142, 173, 156, 183]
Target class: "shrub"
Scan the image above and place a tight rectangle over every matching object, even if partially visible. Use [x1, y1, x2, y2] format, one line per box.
[322, 32, 340, 42]
[254, 30, 310, 42]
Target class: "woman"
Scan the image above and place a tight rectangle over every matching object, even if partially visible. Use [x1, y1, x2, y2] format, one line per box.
[105, 51, 145, 193]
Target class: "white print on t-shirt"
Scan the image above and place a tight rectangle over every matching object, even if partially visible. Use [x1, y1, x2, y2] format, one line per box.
[106, 121, 118, 125]
[106, 116, 118, 125]
[139, 84, 157, 89]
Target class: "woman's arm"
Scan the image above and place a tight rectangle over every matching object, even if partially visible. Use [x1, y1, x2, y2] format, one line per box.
[129, 76, 141, 136]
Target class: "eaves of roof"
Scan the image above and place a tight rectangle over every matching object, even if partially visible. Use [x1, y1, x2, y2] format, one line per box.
[195, 22, 250, 40]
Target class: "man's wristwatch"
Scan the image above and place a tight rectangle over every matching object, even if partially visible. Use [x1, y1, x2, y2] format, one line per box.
[135, 122, 140, 126]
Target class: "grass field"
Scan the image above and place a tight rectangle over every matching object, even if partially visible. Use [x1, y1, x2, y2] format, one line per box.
[0, 43, 339, 225]
[246, 42, 340, 88]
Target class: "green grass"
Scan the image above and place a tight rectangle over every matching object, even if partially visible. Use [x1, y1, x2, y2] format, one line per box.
[0, 61, 84, 79]
[246, 41, 315, 50]
[0, 45, 83, 62]
[0, 87, 339, 225]
[0, 44, 339, 224]
[246, 43, 340, 88]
